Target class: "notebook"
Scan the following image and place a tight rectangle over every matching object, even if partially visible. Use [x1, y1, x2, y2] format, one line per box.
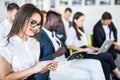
[67, 51, 86, 61]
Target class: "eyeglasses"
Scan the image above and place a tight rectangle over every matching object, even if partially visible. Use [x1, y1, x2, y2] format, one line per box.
[28, 18, 41, 29]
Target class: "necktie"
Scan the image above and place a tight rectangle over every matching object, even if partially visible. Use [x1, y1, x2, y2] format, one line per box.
[52, 32, 65, 61]
[52, 31, 61, 47]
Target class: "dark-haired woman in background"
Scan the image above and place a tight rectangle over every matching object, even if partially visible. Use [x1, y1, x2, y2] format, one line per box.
[66, 12, 120, 80]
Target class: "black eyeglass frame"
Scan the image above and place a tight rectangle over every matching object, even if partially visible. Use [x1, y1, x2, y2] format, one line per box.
[27, 18, 42, 29]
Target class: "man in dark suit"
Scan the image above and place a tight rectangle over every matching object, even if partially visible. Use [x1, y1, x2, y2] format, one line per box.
[57, 8, 72, 58]
[34, 10, 66, 80]
[93, 11, 119, 60]
[57, 7, 72, 45]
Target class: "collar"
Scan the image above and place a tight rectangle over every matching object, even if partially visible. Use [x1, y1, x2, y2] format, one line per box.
[42, 27, 52, 36]
[62, 17, 69, 23]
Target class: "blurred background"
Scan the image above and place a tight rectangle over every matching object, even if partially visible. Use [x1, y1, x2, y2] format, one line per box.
[0, 0, 120, 42]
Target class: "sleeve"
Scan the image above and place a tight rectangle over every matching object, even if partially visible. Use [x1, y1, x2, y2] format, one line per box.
[39, 37, 54, 61]
[40, 44, 54, 61]
[0, 47, 13, 64]
[93, 26, 104, 47]
[0, 25, 4, 42]
[111, 22, 117, 42]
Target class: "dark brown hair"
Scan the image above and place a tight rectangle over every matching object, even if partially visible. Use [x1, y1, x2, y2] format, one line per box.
[7, 3, 19, 11]
[7, 3, 43, 42]
[72, 12, 85, 40]
[65, 7, 72, 13]
[41, 10, 47, 15]
[102, 11, 112, 20]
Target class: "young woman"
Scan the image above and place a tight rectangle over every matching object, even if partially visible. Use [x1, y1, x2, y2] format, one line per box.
[0, 4, 57, 80]
[66, 12, 120, 80]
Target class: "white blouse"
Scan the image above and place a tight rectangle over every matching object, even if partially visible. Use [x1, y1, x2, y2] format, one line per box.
[65, 27, 88, 47]
[0, 35, 40, 72]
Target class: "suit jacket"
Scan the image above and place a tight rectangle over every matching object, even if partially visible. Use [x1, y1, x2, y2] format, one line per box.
[57, 20, 72, 45]
[57, 20, 72, 58]
[39, 29, 55, 61]
[34, 29, 55, 80]
[34, 29, 69, 80]
[93, 20, 117, 48]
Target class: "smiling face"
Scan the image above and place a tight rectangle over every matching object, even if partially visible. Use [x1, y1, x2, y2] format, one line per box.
[74, 15, 85, 28]
[18, 13, 41, 40]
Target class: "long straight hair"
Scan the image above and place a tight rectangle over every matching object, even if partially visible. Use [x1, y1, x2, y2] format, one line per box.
[7, 3, 43, 43]
[72, 12, 85, 40]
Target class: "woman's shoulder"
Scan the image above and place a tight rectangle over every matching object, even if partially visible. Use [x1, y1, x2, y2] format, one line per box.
[0, 38, 13, 64]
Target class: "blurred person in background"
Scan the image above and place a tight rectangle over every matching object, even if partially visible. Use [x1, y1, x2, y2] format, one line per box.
[57, 7, 73, 58]
[93, 11, 120, 60]
[0, 3, 19, 42]
[57, 7, 72, 45]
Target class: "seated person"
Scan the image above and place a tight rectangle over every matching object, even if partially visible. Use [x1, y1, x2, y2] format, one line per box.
[57, 7, 72, 45]
[93, 11, 120, 60]
[34, 10, 105, 80]
[0, 4, 57, 80]
[65, 12, 120, 80]
[0, 3, 19, 42]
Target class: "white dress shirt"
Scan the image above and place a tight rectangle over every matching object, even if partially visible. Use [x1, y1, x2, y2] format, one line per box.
[62, 18, 69, 35]
[43, 28, 61, 51]
[0, 35, 40, 73]
[103, 25, 110, 40]
[65, 27, 88, 47]
[43, 28, 65, 61]
[0, 18, 12, 42]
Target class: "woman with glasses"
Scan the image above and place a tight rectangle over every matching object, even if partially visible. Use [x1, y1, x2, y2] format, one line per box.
[0, 4, 57, 80]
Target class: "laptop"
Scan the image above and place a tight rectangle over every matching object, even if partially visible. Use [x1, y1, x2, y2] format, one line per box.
[67, 40, 114, 61]
[87, 39, 114, 55]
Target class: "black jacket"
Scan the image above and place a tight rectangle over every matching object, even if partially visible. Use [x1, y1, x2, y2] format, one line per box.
[57, 20, 72, 45]
[93, 20, 117, 47]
